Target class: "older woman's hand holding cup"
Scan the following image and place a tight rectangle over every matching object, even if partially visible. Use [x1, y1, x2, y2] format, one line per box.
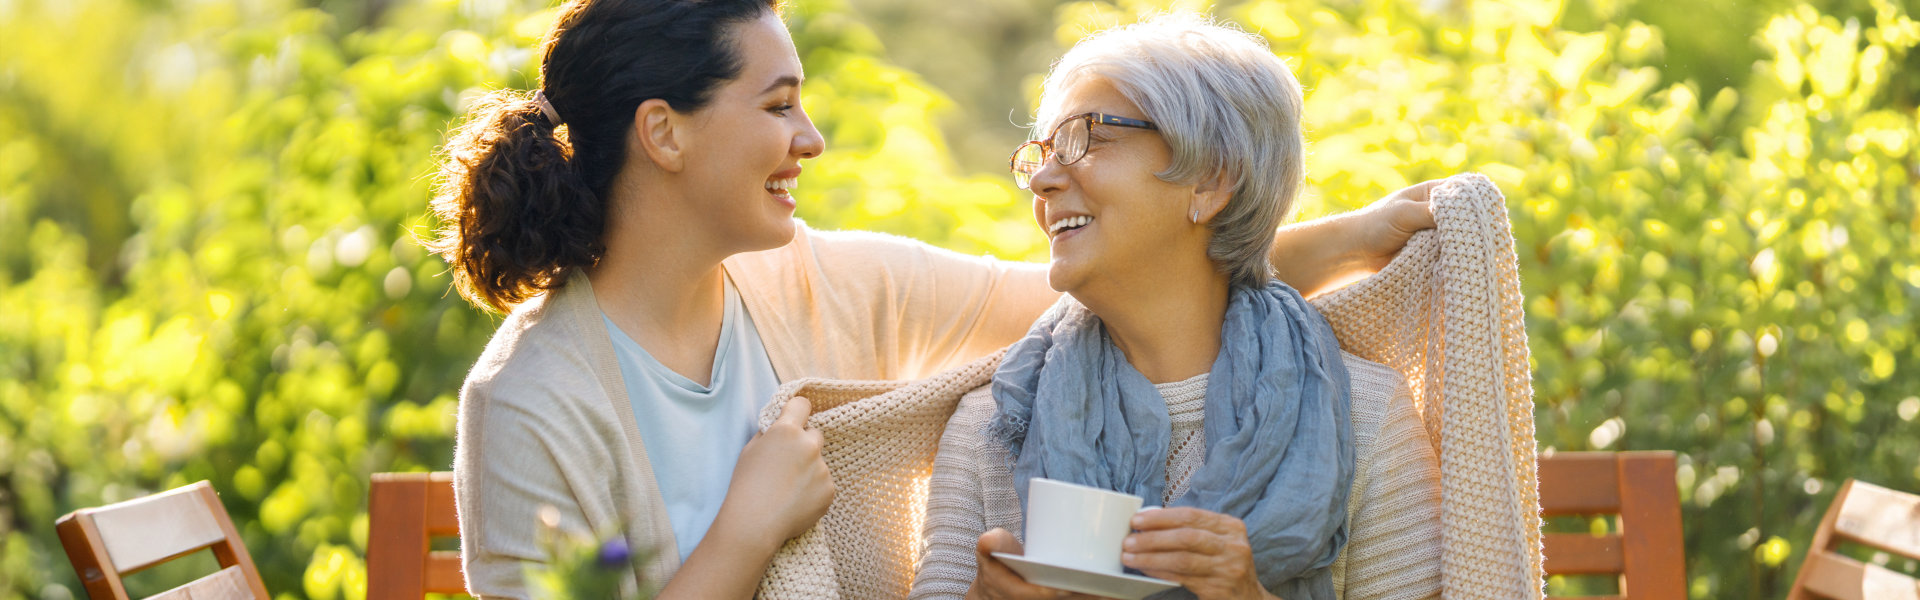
[970, 529, 1103, 600]
[968, 479, 1182, 600]
[1122, 507, 1278, 600]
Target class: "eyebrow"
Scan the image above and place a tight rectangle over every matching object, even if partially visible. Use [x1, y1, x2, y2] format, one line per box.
[760, 75, 802, 95]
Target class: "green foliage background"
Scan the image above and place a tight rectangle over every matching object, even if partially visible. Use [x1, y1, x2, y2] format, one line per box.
[1, 0, 1916, 598]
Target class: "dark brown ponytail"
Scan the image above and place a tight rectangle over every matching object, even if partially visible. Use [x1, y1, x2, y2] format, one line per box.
[428, 0, 778, 313]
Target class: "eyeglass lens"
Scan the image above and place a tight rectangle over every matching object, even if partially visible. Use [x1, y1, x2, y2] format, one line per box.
[1011, 117, 1091, 189]
[1012, 143, 1045, 189]
[1055, 118, 1088, 166]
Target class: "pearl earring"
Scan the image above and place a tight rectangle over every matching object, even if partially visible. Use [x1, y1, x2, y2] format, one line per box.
[1190, 209, 1199, 224]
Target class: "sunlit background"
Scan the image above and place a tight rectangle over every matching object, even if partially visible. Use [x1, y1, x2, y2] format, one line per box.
[1, 0, 1916, 598]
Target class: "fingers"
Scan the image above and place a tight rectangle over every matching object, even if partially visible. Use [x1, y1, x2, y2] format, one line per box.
[1124, 527, 1228, 555]
[974, 530, 1076, 600]
[1391, 179, 1440, 232]
[1393, 198, 1436, 233]
[977, 528, 1024, 555]
[1122, 549, 1214, 579]
[1122, 509, 1251, 583]
[1129, 505, 1196, 529]
[1122, 530, 1256, 585]
[1402, 178, 1442, 203]
[1130, 507, 1243, 536]
[774, 396, 813, 430]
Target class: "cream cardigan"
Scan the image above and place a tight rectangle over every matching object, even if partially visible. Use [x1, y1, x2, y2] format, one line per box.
[452, 225, 1055, 598]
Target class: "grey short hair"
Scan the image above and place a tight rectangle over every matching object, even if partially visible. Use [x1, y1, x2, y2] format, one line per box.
[1034, 13, 1305, 290]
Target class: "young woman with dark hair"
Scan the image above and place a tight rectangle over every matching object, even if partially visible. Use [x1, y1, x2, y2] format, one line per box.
[428, 0, 1436, 597]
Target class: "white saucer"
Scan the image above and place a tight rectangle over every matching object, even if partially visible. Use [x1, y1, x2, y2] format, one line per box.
[990, 553, 1180, 599]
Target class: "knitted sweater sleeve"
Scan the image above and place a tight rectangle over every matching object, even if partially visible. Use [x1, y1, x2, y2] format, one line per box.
[1333, 358, 1444, 600]
[911, 388, 1022, 598]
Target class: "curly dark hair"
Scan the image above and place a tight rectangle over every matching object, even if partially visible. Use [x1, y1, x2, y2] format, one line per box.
[427, 0, 779, 313]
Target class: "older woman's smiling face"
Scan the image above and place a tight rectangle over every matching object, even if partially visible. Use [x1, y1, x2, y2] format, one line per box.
[1029, 77, 1216, 299]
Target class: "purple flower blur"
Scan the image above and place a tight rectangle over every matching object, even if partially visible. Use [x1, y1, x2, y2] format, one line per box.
[596, 537, 631, 568]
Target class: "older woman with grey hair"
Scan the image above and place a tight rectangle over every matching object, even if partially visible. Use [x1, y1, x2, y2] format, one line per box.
[910, 14, 1443, 600]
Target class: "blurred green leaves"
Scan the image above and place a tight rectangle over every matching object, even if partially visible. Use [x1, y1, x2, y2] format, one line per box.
[0, 0, 1916, 599]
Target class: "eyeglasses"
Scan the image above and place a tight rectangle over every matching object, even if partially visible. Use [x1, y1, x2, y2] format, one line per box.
[1009, 112, 1158, 190]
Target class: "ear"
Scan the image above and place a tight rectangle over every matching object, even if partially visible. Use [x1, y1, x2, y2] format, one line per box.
[1189, 172, 1235, 225]
[631, 98, 686, 172]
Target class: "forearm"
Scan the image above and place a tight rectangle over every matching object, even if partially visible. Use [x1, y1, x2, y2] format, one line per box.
[653, 516, 781, 600]
[1270, 213, 1370, 299]
[1271, 179, 1442, 298]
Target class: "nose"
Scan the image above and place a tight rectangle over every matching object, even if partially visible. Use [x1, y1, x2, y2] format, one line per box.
[1028, 153, 1069, 197]
[793, 107, 826, 159]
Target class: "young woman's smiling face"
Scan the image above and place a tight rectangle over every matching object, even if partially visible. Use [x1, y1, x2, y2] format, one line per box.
[1027, 77, 1213, 300]
[673, 11, 825, 252]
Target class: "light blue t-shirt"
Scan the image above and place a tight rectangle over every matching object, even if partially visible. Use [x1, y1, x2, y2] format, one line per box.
[604, 278, 781, 563]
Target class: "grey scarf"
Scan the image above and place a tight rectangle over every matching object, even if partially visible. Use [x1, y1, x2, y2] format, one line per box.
[987, 282, 1354, 600]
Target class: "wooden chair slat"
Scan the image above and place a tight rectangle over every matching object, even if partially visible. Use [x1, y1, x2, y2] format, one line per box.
[1797, 551, 1859, 600]
[1831, 480, 1920, 559]
[1790, 479, 1920, 600]
[57, 511, 130, 600]
[1539, 451, 1685, 600]
[424, 552, 467, 594]
[88, 484, 227, 573]
[1859, 561, 1920, 600]
[368, 474, 429, 600]
[1540, 452, 1623, 517]
[369, 472, 466, 599]
[1798, 549, 1920, 600]
[425, 472, 459, 536]
[54, 481, 270, 600]
[1543, 533, 1625, 574]
[1616, 453, 1687, 600]
[1789, 480, 1856, 600]
[146, 565, 253, 600]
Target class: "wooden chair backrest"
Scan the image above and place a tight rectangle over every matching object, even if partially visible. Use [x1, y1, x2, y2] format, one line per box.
[367, 472, 466, 599]
[1537, 451, 1686, 600]
[1787, 479, 1920, 600]
[54, 481, 270, 600]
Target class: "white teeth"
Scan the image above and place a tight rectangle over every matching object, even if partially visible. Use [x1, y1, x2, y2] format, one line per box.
[765, 177, 797, 193]
[1047, 215, 1093, 236]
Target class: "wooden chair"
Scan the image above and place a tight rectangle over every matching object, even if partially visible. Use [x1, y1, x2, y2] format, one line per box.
[1787, 479, 1920, 600]
[1537, 451, 1686, 600]
[54, 481, 270, 600]
[367, 471, 467, 599]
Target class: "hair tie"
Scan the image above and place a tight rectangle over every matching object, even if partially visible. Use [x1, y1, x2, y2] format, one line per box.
[532, 89, 562, 126]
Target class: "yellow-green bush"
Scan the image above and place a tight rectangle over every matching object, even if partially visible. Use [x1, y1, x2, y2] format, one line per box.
[0, 0, 1914, 599]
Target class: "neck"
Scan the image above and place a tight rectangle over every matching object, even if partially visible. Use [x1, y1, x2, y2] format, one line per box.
[1076, 262, 1232, 385]
[587, 172, 733, 385]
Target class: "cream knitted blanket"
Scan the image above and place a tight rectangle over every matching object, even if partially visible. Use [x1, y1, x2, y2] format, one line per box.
[1309, 173, 1545, 599]
[755, 351, 1005, 600]
[754, 172, 1542, 600]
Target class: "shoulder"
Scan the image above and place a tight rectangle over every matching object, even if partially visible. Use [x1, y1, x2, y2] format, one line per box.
[935, 386, 1002, 471]
[1340, 353, 1409, 422]
[1337, 352, 1425, 464]
[1338, 352, 1439, 504]
[1340, 353, 1403, 399]
[460, 286, 616, 432]
[950, 385, 998, 431]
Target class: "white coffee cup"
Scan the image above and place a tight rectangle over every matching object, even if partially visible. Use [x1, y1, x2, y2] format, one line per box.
[1023, 478, 1145, 573]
